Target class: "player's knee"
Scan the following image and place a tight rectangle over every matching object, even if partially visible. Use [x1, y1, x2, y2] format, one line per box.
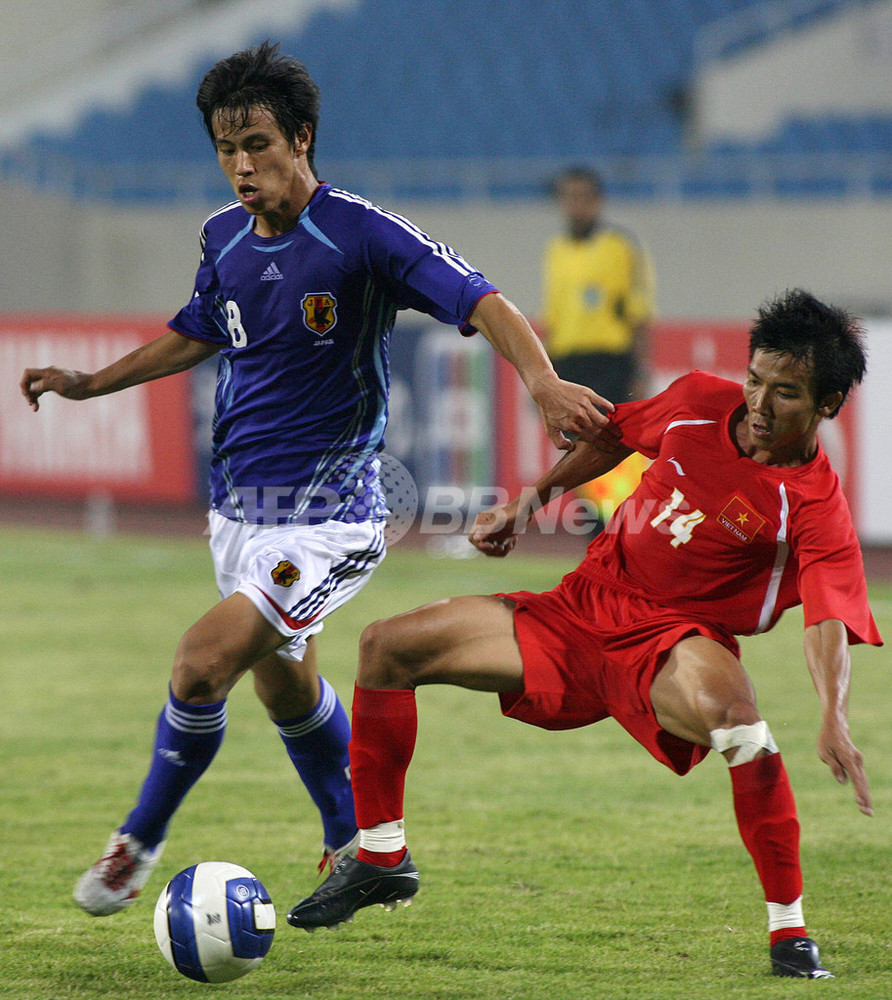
[701, 694, 760, 733]
[357, 618, 416, 688]
[172, 629, 240, 702]
[710, 719, 779, 765]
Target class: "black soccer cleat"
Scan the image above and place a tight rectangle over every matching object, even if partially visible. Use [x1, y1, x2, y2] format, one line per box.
[286, 852, 419, 931]
[770, 936, 834, 979]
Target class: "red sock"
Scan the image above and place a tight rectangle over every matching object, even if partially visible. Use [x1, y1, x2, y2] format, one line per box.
[770, 927, 807, 947]
[349, 685, 417, 864]
[356, 847, 407, 866]
[730, 753, 805, 941]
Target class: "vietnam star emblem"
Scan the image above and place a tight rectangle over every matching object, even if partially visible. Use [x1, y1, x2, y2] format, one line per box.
[717, 496, 766, 543]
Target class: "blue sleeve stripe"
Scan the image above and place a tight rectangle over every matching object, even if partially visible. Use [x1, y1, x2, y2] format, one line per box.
[298, 211, 344, 254]
[327, 188, 476, 278]
[216, 218, 254, 265]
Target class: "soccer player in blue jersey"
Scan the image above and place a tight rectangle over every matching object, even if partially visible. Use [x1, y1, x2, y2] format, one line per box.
[20, 41, 613, 917]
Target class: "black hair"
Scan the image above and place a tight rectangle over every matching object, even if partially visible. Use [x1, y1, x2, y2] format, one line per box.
[749, 289, 867, 418]
[550, 165, 603, 198]
[196, 40, 320, 174]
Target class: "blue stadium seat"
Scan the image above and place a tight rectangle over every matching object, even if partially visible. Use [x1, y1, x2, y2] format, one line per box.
[6, 0, 884, 203]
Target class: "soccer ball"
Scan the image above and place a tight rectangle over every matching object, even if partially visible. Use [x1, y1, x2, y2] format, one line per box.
[153, 862, 275, 983]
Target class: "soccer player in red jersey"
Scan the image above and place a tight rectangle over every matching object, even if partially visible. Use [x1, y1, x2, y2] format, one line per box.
[288, 289, 883, 979]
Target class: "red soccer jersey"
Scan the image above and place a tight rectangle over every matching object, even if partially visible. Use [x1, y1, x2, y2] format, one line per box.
[578, 371, 882, 645]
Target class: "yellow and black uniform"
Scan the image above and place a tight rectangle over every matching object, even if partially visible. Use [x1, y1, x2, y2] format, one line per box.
[543, 224, 654, 403]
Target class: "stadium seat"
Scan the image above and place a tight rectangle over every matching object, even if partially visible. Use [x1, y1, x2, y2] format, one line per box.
[4, 0, 884, 203]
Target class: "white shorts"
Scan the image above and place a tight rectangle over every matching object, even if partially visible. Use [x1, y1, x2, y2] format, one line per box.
[208, 510, 386, 661]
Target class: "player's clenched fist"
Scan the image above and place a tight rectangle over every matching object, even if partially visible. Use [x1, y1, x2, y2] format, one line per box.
[469, 504, 523, 558]
[20, 366, 92, 410]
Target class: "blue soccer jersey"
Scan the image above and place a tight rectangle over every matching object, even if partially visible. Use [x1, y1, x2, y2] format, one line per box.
[169, 183, 497, 524]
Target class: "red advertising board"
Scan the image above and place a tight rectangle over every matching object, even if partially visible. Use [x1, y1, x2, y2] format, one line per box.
[0, 316, 195, 503]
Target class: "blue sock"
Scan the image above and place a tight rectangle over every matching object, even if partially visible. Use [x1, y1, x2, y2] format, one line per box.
[274, 676, 356, 851]
[120, 688, 227, 850]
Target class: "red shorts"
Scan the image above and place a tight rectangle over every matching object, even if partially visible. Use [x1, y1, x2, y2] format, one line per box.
[498, 567, 741, 775]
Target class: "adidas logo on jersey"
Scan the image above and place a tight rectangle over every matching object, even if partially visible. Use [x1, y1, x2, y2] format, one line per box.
[261, 261, 284, 281]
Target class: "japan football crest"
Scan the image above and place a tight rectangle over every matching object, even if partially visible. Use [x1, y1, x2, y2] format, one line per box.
[301, 293, 337, 336]
[271, 560, 301, 587]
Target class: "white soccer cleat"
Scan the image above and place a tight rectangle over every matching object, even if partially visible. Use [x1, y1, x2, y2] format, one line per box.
[73, 830, 165, 916]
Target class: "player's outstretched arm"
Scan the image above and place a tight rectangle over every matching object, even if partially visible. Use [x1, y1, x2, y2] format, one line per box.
[469, 438, 633, 557]
[21, 330, 218, 411]
[468, 292, 622, 451]
[804, 618, 873, 816]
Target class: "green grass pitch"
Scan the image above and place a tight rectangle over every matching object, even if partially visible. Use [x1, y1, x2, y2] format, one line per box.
[1, 524, 890, 999]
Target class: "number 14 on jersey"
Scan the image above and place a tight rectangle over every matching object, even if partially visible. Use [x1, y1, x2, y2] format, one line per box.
[650, 488, 706, 548]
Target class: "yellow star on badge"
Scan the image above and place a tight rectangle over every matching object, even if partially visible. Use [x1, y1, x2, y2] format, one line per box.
[736, 512, 749, 526]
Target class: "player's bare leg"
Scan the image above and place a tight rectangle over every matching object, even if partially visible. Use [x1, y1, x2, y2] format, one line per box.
[252, 637, 320, 718]
[287, 595, 522, 930]
[171, 592, 283, 702]
[253, 638, 358, 868]
[357, 594, 525, 691]
[650, 636, 832, 979]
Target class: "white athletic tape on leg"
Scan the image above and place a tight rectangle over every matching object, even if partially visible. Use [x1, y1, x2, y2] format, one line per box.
[359, 819, 406, 853]
[767, 896, 805, 932]
[709, 721, 778, 764]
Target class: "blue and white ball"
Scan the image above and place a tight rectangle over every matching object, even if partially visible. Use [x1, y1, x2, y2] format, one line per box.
[153, 862, 275, 983]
